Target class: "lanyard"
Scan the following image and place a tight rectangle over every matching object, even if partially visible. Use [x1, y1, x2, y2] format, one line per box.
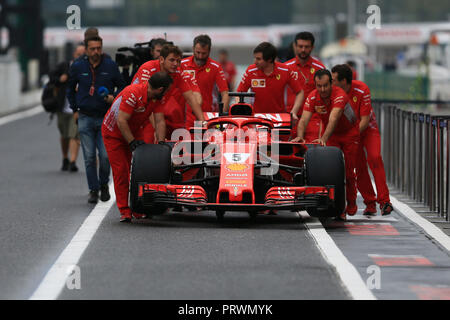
[89, 64, 97, 96]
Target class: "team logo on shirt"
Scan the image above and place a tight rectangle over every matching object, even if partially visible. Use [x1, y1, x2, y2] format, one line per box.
[353, 96, 358, 103]
[251, 79, 266, 88]
[276, 74, 281, 80]
[315, 105, 327, 114]
[185, 70, 196, 79]
[310, 68, 315, 74]
[135, 106, 146, 113]
[206, 68, 211, 73]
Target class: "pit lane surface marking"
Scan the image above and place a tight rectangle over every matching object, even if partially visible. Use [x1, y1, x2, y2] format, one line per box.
[297, 211, 377, 300]
[390, 194, 450, 251]
[0, 105, 43, 126]
[29, 184, 115, 300]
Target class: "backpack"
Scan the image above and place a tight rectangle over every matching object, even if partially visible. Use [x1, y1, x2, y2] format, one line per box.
[41, 82, 60, 113]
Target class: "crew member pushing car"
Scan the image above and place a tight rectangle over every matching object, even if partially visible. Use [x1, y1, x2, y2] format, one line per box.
[285, 32, 326, 142]
[182, 34, 230, 129]
[331, 64, 393, 216]
[132, 44, 204, 141]
[292, 69, 359, 220]
[102, 72, 172, 223]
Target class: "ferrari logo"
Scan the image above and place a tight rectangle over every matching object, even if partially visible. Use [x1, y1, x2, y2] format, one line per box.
[276, 74, 281, 80]
[310, 68, 315, 74]
[353, 96, 357, 103]
[206, 68, 211, 73]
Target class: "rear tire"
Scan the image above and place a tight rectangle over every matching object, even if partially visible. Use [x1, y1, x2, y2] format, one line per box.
[305, 146, 345, 218]
[129, 144, 172, 215]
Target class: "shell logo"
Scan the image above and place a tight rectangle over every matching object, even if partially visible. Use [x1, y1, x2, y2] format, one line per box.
[315, 105, 327, 114]
[226, 163, 248, 171]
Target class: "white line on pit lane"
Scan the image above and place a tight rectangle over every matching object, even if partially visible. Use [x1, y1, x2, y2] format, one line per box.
[297, 211, 377, 300]
[29, 183, 115, 300]
[0, 105, 44, 126]
[391, 195, 450, 252]
[367, 179, 450, 252]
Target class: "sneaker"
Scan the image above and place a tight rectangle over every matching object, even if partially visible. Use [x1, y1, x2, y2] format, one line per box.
[363, 202, 377, 216]
[100, 185, 111, 202]
[345, 204, 358, 216]
[69, 162, 78, 172]
[381, 202, 394, 216]
[61, 158, 69, 171]
[88, 190, 99, 204]
[120, 213, 132, 223]
[132, 212, 147, 219]
[335, 212, 347, 221]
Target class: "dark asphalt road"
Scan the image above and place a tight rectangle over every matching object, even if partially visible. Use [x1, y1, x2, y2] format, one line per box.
[2, 110, 450, 300]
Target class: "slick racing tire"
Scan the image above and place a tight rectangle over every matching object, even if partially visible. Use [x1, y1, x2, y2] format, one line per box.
[129, 143, 172, 215]
[305, 146, 346, 218]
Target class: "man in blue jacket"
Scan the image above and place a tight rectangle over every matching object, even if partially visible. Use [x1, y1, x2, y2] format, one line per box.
[67, 35, 126, 204]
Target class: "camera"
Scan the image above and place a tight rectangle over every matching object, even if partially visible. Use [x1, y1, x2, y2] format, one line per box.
[115, 38, 174, 84]
[115, 42, 153, 69]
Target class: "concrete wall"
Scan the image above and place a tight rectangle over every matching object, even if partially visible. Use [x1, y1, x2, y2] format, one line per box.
[0, 55, 22, 115]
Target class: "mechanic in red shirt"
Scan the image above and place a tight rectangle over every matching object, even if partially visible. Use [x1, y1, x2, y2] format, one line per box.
[285, 32, 326, 142]
[219, 49, 237, 91]
[235, 42, 304, 114]
[102, 72, 172, 222]
[292, 69, 360, 220]
[132, 44, 204, 141]
[182, 34, 230, 129]
[331, 64, 393, 216]
[347, 60, 358, 80]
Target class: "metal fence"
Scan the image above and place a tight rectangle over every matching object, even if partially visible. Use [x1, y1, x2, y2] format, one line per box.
[373, 102, 450, 221]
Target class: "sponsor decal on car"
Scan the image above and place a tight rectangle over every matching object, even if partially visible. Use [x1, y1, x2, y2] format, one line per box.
[226, 163, 249, 172]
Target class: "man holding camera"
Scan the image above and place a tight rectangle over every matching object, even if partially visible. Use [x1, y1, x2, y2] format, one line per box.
[132, 44, 205, 141]
[102, 72, 172, 222]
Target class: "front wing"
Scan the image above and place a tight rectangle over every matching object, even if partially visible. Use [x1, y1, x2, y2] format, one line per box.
[137, 184, 336, 212]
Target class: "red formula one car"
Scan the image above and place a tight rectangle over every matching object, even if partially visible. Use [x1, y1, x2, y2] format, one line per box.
[129, 93, 345, 221]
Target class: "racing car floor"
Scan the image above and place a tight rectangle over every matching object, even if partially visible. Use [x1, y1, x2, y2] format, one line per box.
[2, 110, 450, 300]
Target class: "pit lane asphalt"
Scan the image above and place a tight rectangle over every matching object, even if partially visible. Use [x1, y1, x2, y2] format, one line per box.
[5, 111, 450, 300]
[0, 111, 348, 300]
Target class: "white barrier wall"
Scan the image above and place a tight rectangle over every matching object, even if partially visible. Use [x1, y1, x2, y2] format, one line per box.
[0, 55, 21, 115]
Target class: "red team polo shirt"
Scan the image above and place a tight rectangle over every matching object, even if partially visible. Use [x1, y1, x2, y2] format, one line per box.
[237, 62, 303, 113]
[103, 82, 164, 139]
[131, 59, 200, 130]
[181, 56, 229, 112]
[132, 59, 195, 96]
[285, 55, 325, 114]
[348, 80, 378, 130]
[303, 85, 358, 137]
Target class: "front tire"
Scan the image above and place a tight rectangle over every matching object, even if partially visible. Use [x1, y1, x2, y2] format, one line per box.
[305, 146, 346, 218]
[129, 144, 172, 215]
